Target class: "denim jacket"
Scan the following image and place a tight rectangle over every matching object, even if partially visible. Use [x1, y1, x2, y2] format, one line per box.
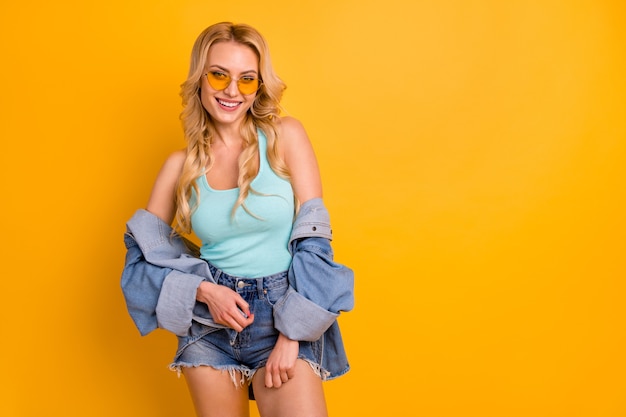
[121, 198, 354, 377]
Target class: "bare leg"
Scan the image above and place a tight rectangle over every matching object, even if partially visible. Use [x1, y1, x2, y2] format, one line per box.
[252, 359, 328, 417]
[183, 366, 250, 417]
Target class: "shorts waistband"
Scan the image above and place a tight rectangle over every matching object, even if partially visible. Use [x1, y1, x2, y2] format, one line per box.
[206, 262, 288, 291]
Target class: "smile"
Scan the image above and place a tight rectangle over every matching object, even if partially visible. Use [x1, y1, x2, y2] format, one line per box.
[216, 98, 241, 109]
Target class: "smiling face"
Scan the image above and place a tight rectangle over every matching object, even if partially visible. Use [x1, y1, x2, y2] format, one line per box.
[200, 41, 260, 130]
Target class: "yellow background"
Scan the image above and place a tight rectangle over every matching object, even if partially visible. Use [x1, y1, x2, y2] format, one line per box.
[1, 1, 625, 416]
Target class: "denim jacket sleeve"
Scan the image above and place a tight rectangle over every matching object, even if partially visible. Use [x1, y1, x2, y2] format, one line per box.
[273, 198, 355, 341]
[120, 209, 214, 337]
[121, 232, 171, 336]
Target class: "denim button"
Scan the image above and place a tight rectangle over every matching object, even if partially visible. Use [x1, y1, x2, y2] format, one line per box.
[237, 281, 245, 289]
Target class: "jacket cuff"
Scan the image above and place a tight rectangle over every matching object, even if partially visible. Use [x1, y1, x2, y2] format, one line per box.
[289, 198, 333, 248]
[273, 287, 338, 342]
[155, 270, 204, 336]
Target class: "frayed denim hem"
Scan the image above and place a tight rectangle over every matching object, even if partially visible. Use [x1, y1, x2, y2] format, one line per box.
[169, 355, 330, 388]
[300, 356, 331, 380]
[169, 362, 257, 388]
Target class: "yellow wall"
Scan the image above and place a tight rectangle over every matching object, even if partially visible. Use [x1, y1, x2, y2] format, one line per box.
[1, 1, 625, 416]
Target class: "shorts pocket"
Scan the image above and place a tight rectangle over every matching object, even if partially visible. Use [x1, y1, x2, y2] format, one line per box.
[264, 282, 288, 306]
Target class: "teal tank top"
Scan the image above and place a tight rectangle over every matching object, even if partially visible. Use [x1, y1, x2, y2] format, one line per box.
[190, 129, 295, 278]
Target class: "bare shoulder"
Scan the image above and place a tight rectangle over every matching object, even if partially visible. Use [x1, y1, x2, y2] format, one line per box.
[278, 115, 306, 133]
[276, 116, 312, 157]
[162, 148, 187, 173]
[277, 116, 308, 143]
[146, 148, 186, 223]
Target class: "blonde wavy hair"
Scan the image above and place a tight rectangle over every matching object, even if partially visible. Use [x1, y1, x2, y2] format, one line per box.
[175, 22, 289, 234]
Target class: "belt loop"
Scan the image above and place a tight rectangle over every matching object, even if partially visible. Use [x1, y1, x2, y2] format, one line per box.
[256, 278, 264, 298]
[213, 268, 221, 284]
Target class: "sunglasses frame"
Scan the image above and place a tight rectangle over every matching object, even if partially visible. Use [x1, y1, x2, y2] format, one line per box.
[204, 71, 263, 95]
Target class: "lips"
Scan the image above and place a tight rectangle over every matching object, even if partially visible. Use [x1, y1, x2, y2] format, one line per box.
[216, 98, 241, 110]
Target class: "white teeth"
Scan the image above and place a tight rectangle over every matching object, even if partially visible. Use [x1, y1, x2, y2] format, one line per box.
[218, 99, 239, 108]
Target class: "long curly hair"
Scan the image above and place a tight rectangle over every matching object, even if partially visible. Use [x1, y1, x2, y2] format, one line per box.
[175, 22, 288, 234]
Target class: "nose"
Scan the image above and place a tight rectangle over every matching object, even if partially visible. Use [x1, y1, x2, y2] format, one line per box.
[224, 78, 239, 97]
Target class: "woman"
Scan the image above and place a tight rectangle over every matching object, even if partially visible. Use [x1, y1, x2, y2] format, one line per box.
[128, 22, 352, 417]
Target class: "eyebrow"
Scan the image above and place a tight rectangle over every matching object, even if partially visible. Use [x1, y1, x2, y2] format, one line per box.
[208, 65, 258, 75]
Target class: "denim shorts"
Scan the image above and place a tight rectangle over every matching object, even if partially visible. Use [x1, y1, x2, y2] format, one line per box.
[169, 263, 326, 386]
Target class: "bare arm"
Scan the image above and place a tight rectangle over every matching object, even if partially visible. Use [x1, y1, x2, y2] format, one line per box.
[145, 149, 186, 224]
[279, 116, 323, 204]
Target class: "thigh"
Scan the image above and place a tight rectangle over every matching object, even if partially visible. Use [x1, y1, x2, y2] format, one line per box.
[252, 359, 328, 417]
[183, 366, 250, 417]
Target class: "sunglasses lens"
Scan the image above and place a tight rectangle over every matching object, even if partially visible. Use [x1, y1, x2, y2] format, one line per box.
[207, 72, 230, 90]
[238, 77, 259, 95]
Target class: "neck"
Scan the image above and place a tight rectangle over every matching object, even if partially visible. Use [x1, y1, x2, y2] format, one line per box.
[213, 121, 244, 144]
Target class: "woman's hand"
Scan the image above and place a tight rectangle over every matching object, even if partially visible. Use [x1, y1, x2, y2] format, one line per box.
[264, 333, 299, 388]
[196, 281, 254, 332]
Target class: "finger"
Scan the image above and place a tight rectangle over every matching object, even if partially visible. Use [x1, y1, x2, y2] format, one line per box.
[273, 372, 283, 388]
[235, 299, 251, 318]
[229, 316, 246, 332]
[281, 371, 289, 383]
[227, 317, 243, 332]
[230, 311, 254, 332]
[270, 366, 284, 388]
[265, 368, 276, 388]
